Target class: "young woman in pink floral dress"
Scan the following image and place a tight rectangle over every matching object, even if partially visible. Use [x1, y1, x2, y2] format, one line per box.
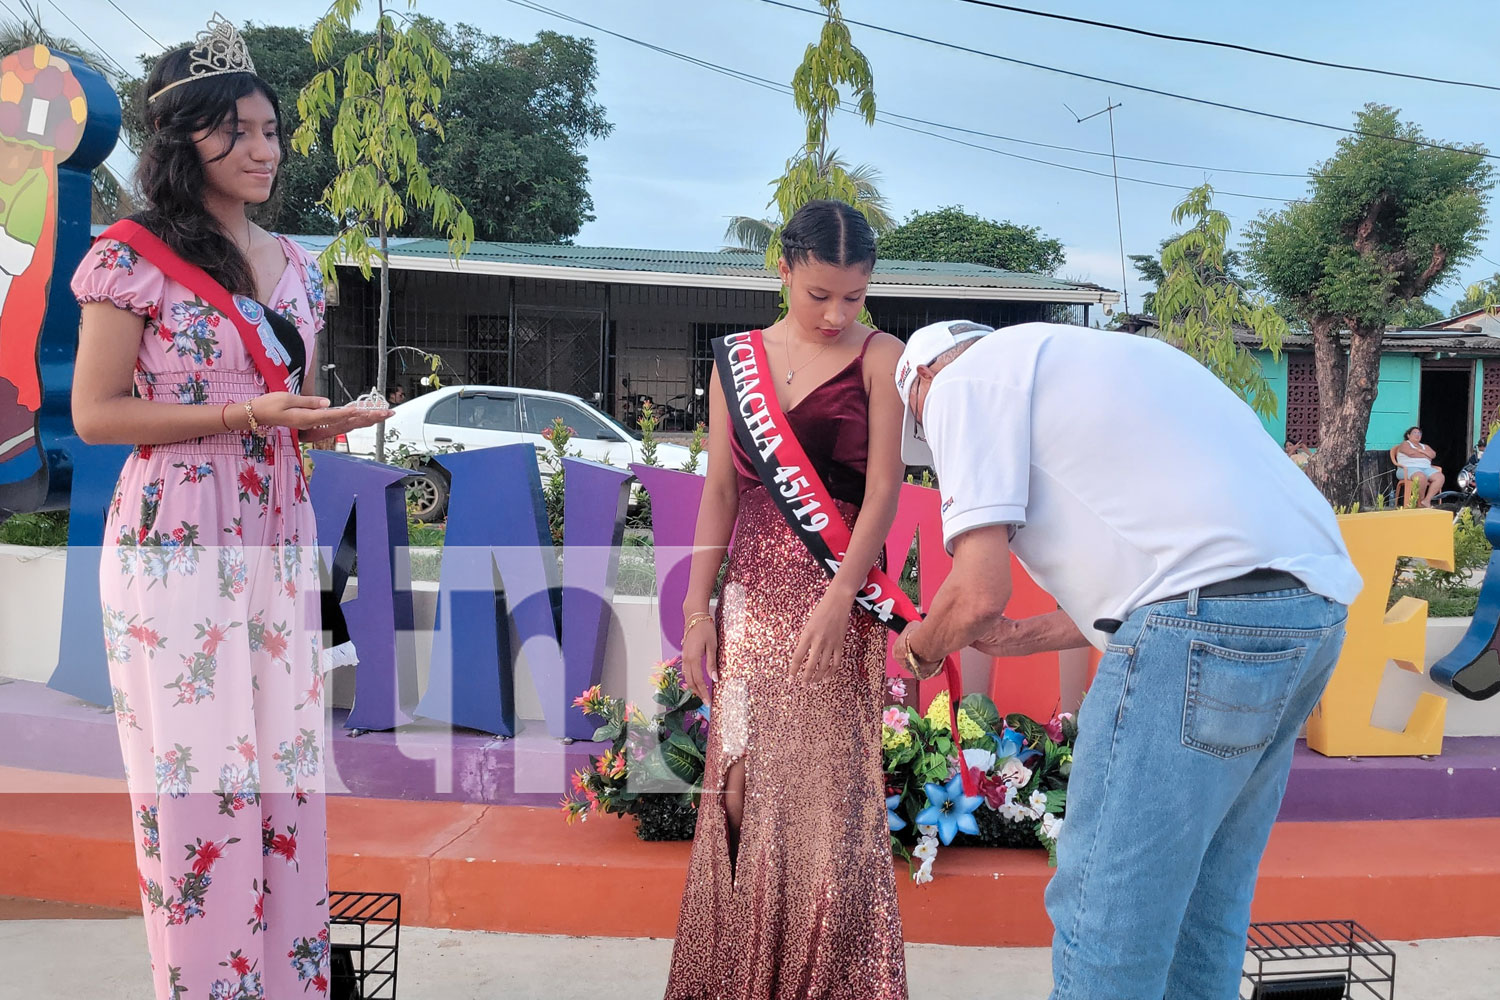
[70, 21, 387, 1000]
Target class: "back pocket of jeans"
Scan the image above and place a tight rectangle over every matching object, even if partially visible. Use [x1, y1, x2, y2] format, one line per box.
[1182, 640, 1305, 760]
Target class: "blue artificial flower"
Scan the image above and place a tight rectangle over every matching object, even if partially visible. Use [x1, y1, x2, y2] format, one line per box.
[886, 794, 907, 832]
[696, 704, 710, 723]
[993, 726, 1024, 760]
[915, 774, 983, 845]
[995, 725, 1044, 766]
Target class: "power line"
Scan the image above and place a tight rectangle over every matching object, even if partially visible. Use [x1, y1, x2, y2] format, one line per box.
[103, 0, 166, 51]
[756, 0, 1500, 163]
[44, 0, 132, 79]
[953, 0, 1500, 93]
[502, 0, 1304, 203]
[875, 108, 1310, 178]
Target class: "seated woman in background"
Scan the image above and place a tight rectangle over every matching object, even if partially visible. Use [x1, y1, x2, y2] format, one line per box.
[1285, 439, 1313, 469]
[1391, 425, 1444, 506]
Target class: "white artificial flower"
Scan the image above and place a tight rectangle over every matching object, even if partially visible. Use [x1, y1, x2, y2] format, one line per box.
[997, 785, 1028, 823]
[1041, 813, 1065, 842]
[998, 760, 1032, 789]
[1028, 790, 1049, 816]
[962, 747, 997, 775]
[913, 841, 938, 861]
[914, 863, 934, 885]
[917, 824, 938, 838]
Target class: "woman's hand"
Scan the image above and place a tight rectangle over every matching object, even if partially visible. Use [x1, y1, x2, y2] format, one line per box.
[302, 405, 395, 442]
[791, 591, 853, 685]
[251, 394, 392, 435]
[682, 615, 718, 705]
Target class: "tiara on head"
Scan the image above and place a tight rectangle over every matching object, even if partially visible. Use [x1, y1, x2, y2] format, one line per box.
[148, 13, 257, 104]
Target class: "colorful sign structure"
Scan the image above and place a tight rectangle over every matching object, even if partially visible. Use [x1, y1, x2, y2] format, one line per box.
[0, 46, 120, 512]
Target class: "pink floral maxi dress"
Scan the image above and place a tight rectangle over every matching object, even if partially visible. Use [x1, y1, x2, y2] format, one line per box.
[72, 235, 331, 999]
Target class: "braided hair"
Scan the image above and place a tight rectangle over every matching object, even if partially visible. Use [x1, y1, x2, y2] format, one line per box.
[780, 200, 877, 271]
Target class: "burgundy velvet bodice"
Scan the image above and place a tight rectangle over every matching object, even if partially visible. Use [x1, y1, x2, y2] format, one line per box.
[730, 331, 878, 508]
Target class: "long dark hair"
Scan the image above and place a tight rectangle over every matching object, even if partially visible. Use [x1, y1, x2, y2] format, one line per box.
[134, 47, 284, 296]
[780, 200, 877, 271]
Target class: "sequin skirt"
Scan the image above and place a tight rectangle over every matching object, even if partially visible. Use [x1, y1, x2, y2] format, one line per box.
[663, 487, 907, 1000]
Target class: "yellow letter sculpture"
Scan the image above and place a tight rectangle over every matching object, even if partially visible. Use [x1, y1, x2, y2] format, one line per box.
[1306, 508, 1454, 757]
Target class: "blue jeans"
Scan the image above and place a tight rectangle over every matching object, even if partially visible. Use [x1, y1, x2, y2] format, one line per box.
[1046, 587, 1347, 1000]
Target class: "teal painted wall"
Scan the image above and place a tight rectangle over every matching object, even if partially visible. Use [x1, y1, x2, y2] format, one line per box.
[1256, 351, 1288, 443]
[1367, 354, 1421, 450]
[1255, 349, 1423, 451]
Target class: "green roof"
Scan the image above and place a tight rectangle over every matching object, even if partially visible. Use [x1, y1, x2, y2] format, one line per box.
[288, 236, 1119, 303]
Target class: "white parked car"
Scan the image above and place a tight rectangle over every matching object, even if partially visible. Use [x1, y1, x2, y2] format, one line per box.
[342, 385, 703, 521]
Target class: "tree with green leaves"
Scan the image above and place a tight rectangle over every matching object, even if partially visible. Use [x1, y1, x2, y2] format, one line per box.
[759, 0, 881, 275]
[1392, 300, 1445, 328]
[1246, 105, 1492, 505]
[879, 206, 1065, 275]
[1144, 185, 1287, 419]
[415, 24, 610, 243]
[1451, 273, 1500, 316]
[123, 21, 608, 241]
[1129, 237, 1251, 317]
[724, 154, 892, 253]
[295, 0, 474, 462]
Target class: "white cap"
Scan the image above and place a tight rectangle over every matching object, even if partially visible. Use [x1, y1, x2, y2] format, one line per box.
[894, 320, 994, 466]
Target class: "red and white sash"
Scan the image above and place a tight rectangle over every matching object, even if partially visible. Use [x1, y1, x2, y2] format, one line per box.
[98, 220, 302, 435]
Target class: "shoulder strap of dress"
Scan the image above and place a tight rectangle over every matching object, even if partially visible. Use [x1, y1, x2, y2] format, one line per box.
[858, 329, 881, 359]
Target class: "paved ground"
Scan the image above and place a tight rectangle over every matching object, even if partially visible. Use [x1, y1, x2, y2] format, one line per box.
[1, 904, 1495, 1000]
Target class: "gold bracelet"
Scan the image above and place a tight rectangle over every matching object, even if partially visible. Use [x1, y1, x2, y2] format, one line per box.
[243, 400, 263, 436]
[683, 612, 714, 639]
[904, 646, 945, 681]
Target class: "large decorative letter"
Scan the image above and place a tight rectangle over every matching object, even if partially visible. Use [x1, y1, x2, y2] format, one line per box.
[1431, 439, 1500, 701]
[1306, 509, 1453, 757]
[308, 452, 419, 732]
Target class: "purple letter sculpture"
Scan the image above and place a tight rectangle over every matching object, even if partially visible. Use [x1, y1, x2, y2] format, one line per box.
[631, 464, 705, 661]
[559, 457, 633, 737]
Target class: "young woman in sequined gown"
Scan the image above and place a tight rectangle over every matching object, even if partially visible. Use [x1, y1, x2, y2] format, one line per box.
[665, 200, 911, 1000]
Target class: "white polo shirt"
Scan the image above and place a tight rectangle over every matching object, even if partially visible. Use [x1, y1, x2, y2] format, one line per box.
[923, 322, 1362, 648]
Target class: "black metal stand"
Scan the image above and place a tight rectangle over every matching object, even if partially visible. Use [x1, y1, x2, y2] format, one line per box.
[329, 890, 401, 999]
[1243, 920, 1395, 999]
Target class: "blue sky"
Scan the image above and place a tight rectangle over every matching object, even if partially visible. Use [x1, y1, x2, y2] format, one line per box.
[58, 0, 1500, 312]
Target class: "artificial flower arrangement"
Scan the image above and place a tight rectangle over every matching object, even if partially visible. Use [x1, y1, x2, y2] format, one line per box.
[561, 661, 1077, 884]
[880, 676, 1075, 883]
[560, 657, 710, 841]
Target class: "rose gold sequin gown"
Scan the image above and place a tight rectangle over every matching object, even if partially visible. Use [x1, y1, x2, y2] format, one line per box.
[664, 335, 907, 1000]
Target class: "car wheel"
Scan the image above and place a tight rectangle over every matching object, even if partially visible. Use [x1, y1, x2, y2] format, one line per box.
[406, 469, 449, 523]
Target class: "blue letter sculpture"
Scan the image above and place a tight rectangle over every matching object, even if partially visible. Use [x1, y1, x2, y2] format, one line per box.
[1431, 435, 1500, 700]
[309, 451, 420, 731]
[416, 446, 630, 738]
